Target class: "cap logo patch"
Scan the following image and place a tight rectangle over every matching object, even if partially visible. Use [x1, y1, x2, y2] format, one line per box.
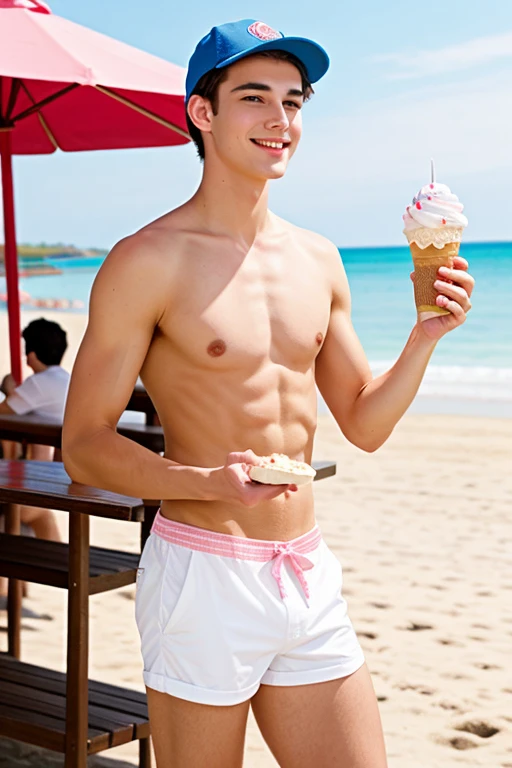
[248, 22, 283, 41]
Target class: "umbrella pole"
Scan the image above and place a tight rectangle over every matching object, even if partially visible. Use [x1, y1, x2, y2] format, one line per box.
[0, 129, 22, 384]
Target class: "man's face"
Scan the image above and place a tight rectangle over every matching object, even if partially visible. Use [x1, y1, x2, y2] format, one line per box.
[207, 56, 304, 181]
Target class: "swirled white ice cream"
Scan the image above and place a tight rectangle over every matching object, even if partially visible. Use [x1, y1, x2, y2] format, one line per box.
[403, 182, 468, 249]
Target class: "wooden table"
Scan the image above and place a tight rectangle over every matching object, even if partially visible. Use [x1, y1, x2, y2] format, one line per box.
[0, 413, 164, 454]
[0, 459, 149, 767]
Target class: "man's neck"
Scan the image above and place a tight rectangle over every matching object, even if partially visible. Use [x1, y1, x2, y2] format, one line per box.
[190, 160, 272, 248]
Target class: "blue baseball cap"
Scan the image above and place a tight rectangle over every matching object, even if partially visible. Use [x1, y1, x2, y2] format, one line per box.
[186, 19, 330, 102]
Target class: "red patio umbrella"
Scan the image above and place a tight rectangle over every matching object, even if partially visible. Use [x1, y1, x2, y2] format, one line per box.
[0, 0, 189, 382]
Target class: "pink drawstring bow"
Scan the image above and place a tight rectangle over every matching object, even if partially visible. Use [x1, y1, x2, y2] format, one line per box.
[271, 542, 314, 602]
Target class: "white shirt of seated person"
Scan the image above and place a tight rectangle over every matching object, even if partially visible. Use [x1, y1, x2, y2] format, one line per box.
[6, 366, 70, 420]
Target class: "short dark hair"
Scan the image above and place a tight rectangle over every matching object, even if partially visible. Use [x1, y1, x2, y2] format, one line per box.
[186, 50, 314, 161]
[22, 318, 68, 366]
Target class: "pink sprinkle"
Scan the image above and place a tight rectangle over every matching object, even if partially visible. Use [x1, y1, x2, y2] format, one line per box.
[428, 195, 432, 200]
[429, 184, 434, 189]
[415, 201, 422, 210]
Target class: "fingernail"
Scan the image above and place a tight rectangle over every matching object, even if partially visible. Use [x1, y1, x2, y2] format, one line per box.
[434, 280, 442, 288]
[438, 266, 450, 275]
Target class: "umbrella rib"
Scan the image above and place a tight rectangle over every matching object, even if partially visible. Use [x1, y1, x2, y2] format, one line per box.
[16, 80, 60, 151]
[36, 112, 59, 151]
[95, 85, 190, 140]
[11, 83, 80, 123]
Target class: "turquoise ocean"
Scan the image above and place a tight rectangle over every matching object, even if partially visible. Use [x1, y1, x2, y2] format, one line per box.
[1, 241, 511, 417]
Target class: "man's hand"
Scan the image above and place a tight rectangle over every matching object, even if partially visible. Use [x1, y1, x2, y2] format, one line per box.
[210, 449, 298, 508]
[0, 374, 16, 397]
[412, 255, 475, 341]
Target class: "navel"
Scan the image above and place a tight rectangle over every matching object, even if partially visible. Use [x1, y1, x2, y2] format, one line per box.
[316, 332, 324, 346]
[207, 339, 227, 357]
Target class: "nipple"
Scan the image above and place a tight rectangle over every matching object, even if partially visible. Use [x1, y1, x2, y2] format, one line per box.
[316, 333, 324, 346]
[207, 339, 227, 357]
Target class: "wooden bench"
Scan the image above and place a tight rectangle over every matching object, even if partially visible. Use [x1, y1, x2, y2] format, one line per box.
[0, 655, 149, 757]
[0, 459, 150, 768]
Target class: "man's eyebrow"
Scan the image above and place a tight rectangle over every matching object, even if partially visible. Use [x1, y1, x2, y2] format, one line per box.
[230, 82, 304, 97]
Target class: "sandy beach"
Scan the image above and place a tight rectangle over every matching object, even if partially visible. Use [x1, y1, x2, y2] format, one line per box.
[1, 310, 511, 766]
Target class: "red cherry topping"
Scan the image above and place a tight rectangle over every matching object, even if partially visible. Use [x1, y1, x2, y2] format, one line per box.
[442, 218, 447, 225]
[427, 195, 432, 200]
[429, 183, 434, 189]
[415, 201, 422, 210]
[270, 458, 275, 463]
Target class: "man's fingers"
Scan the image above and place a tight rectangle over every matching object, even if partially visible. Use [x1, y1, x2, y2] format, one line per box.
[245, 482, 297, 505]
[437, 266, 475, 297]
[434, 280, 472, 312]
[452, 255, 468, 270]
[436, 294, 466, 321]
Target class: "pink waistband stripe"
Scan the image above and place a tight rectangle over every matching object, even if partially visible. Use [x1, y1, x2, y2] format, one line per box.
[151, 511, 322, 602]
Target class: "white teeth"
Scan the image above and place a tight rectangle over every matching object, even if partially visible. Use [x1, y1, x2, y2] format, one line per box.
[254, 140, 285, 149]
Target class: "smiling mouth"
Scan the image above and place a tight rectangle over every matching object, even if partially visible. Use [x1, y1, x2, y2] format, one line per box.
[250, 139, 290, 150]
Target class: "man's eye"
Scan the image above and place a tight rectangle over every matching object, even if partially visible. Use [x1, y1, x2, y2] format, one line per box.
[243, 95, 262, 102]
[285, 101, 301, 109]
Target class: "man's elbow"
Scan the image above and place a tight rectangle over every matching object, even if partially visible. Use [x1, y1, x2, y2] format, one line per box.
[345, 427, 392, 453]
[62, 427, 104, 485]
[62, 442, 92, 485]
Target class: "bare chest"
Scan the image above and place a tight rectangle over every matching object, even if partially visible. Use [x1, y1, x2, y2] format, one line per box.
[160, 248, 331, 371]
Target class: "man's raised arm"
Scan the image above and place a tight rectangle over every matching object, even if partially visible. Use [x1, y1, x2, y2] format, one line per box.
[315, 239, 473, 453]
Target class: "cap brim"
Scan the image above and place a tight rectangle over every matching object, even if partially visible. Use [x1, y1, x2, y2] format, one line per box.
[215, 36, 330, 84]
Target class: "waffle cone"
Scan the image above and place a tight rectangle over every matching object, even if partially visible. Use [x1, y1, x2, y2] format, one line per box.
[410, 240, 460, 321]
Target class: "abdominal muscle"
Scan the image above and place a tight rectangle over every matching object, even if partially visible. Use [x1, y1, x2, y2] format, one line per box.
[143, 359, 319, 542]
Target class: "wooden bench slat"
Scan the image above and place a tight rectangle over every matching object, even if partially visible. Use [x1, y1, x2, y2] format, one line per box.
[0, 656, 148, 706]
[0, 657, 149, 754]
[0, 534, 139, 592]
[1, 681, 147, 733]
[0, 705, 67, 752]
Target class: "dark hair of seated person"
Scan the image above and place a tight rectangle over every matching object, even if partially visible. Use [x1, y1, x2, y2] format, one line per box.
[22, 318, 68, 366]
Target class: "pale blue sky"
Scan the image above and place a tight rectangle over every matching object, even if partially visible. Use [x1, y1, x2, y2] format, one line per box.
[3, 0, 512, 248]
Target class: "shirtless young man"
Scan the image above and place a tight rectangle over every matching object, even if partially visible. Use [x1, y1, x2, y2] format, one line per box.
[62, 19, 474, 768]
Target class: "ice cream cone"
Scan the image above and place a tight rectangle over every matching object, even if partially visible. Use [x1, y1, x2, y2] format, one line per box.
[409, 240, 460, 321]
[402, 174, 467, 323]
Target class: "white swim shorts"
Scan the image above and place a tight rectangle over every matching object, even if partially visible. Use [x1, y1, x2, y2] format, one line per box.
[135, 510, 365, 706]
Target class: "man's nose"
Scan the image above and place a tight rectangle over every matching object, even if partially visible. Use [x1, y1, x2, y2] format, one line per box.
[264, 103, 289, 132]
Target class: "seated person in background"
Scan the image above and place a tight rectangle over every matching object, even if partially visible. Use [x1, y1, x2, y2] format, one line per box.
[0, 319, 69, 574]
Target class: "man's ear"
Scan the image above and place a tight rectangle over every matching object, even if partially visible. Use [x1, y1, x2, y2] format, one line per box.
[187, 95, 214, 134]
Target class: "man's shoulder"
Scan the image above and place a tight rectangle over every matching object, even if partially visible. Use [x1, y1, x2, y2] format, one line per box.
[276, 216, 340, 263]
[107, 214, 190, 270]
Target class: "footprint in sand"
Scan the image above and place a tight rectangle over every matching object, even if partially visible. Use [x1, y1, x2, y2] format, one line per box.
[453, 718, 500, 739]
[403, 621, 434, 631]
[369, 601, 392, 610]
[436, 700, 464, 712]
[396, 681, 436, 695]
[437, 638, 465, 647]
[447, 735, 480, 750]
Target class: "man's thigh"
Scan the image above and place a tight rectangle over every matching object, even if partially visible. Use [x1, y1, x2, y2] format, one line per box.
[251, 663, 388, 768]
[146, 687, 251, 768]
